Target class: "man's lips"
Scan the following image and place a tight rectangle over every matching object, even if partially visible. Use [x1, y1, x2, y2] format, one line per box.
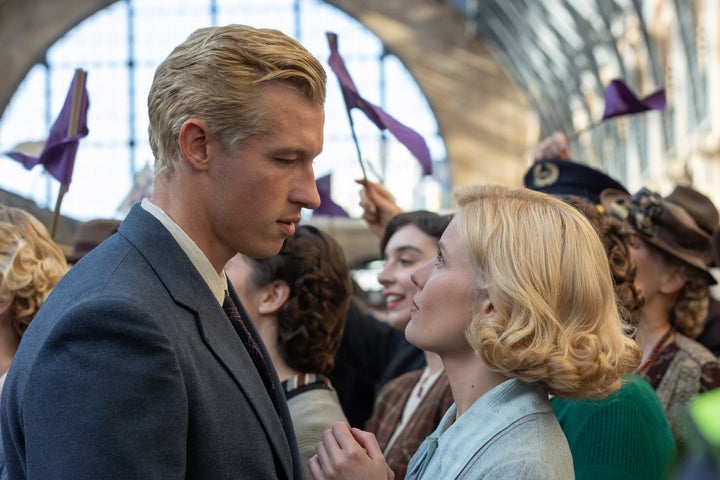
[277, 219, 299, 236]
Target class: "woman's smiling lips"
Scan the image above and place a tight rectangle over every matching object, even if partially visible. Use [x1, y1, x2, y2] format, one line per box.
[384, 292, 406, 310]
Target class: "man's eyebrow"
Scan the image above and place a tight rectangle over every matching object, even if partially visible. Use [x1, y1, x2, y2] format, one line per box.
[271, 146, 323, 157]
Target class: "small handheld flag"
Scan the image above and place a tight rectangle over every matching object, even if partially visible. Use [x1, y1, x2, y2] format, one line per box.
[7, 69, 89, 186]
[314, 173, 349, 218]
[601, 79, 666, 120]
[568, 79, 665, 141]
[326, 32, 432, 176]
[5, 69, 90, 237]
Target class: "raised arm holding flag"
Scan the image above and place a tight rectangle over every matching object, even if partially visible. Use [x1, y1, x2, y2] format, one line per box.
[6, 68, 89, 237]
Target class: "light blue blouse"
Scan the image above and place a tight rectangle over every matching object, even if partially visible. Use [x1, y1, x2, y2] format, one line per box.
[405, 378, 574, 479]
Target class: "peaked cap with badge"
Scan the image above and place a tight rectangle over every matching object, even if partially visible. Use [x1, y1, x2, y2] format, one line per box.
[523, 157, 628, 204]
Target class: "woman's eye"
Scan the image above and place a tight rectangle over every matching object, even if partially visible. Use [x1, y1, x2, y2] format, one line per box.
[434, 251, 444, 266]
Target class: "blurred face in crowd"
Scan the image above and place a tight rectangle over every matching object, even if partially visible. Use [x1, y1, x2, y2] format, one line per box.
[377, 224, 440, 331]
[630, 236, 684, 304]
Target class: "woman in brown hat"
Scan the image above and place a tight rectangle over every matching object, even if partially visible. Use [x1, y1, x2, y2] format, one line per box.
[603, 187, 720, 448]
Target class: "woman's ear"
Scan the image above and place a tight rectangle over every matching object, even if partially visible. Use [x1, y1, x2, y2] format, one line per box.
[178, 118, 211, 172]
[258, 281, 291, 315]
[474, 291, 494, 317]
[659, 266, 687, 296]
[0, 292, 15, 319]
[481, 298, 495, 316]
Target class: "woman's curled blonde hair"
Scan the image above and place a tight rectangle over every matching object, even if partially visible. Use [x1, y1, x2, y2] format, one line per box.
[455, 185, 641, 399]
[0, 206, 68, 336]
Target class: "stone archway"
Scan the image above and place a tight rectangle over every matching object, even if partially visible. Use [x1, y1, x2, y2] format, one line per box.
[0, 0, 531, 190]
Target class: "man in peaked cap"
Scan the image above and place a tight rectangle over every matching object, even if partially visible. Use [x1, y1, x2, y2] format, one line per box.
[524, 131, 628, 204]
[665, 185, 720, 356]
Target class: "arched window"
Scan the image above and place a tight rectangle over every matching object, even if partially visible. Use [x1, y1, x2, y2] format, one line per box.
[0, 0, 448, 221]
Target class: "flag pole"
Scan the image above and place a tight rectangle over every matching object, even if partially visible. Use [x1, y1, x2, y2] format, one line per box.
[566, 120, 601, 143]
[50, 69, 86, 238]
[342, 105, 369, 182]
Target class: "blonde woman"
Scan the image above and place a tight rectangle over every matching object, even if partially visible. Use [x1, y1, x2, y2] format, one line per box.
[0, 205, 67, 396]
[309, 185, 640, 480]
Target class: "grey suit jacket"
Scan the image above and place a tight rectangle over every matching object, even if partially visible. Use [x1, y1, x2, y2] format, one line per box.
[0, 204, 302, 479]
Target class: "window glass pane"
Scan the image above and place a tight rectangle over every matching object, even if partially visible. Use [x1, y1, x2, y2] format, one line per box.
[0, 0, 446, 221]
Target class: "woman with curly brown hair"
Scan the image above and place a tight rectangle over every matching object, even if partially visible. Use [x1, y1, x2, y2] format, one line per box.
[309, 185, 641, 480]
[551, 197, 676, 480]
[0, 205, 67, 396]
[225, 224, 352, 480]
[602, 187, 720, 448]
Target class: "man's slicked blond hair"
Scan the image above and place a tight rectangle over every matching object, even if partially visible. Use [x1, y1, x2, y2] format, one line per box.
[148, 24, 326, 180]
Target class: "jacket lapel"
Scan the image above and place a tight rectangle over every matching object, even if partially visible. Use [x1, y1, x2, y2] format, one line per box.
[118, 205, 296, 479]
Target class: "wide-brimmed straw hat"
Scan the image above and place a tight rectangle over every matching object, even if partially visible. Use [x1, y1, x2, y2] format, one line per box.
[601, 187, 716, 285]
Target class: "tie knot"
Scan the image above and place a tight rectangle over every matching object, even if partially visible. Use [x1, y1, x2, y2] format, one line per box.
[223, 292, 242, 323]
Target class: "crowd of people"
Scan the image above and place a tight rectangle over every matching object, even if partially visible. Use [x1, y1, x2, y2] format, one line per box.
[0, 22, 719, 480]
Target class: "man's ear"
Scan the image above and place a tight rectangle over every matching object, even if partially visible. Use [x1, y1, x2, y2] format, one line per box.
[178, 118, 211, 172]
[258, 281, 291, 315]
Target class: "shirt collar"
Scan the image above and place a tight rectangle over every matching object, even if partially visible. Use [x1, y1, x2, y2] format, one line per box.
[141, 198, 226, 305]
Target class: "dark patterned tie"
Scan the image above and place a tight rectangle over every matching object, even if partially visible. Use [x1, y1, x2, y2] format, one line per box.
[222, 292, 280, 412]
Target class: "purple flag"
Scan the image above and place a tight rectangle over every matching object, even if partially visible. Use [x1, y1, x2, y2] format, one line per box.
[601, 79, 666, 121]
[6, 69, 89, 187]
[326, 32, 432, 176]
[314, 173, 349, 217]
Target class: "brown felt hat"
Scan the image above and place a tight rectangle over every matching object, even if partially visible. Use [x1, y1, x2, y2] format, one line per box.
[665, 185, 719, 235]
[601, 187, 716, 285]
[66, 218, 121, 264]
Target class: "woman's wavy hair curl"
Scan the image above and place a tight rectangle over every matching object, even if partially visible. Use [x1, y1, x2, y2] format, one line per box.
[0, 205, 68, 336]
[564, 197, 644, 328]
[245, 225, 351, 376]
[455, 185, 641, 399]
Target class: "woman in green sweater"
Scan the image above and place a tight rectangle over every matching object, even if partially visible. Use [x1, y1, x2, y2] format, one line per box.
[551, 199, 677, 480]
